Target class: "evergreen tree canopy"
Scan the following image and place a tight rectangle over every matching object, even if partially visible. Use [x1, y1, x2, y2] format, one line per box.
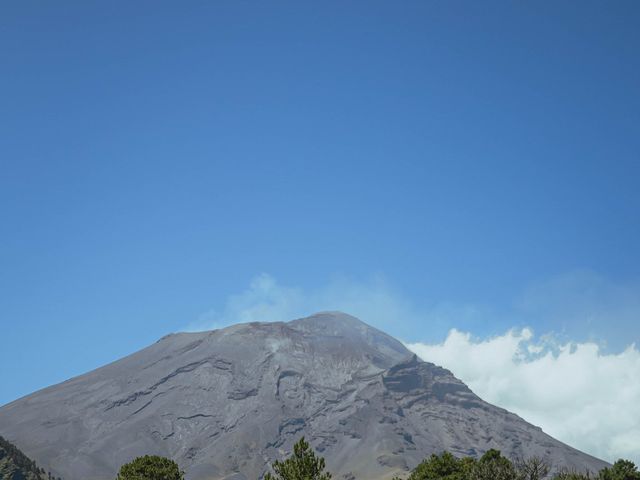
[408, 452, 474, 480]
[264, 437, 332, 480]
[115, 455, 184, 480]
[599, 460, 640, 480]
[471, 449, 517, 480]
[0, 435, 48, 480]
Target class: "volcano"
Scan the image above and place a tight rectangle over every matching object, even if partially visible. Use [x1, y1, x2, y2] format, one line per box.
[0, 312, 607, 480]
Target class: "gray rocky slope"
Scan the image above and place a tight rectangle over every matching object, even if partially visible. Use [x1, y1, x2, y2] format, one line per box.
[0, 312, 607, 480]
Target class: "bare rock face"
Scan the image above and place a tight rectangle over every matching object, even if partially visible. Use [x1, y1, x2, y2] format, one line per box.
[0, 312, 607, 480]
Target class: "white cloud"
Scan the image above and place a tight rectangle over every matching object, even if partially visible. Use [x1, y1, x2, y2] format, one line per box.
[406, 330, 640, 465]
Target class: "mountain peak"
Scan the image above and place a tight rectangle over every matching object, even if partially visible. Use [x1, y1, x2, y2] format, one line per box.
[288, 311, 387, 337]
[0, 314, 608, 480]
[290, 310, 365, 325]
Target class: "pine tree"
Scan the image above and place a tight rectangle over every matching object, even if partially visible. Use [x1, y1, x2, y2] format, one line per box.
[116, 455, 184, 480]
[264, 437, 332, 480]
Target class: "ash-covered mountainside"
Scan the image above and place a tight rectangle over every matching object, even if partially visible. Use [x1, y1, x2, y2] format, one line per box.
[0, 312, 607, 480]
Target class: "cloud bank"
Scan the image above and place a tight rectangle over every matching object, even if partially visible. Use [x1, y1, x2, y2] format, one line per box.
[189, 273, 640, 465]
[406, 330, 640, 465]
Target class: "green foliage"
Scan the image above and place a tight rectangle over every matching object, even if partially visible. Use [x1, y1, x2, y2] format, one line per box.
[0, 435, 48, 480]
[599, 460, 640, 480]
[404, 449, 562, 480]
[4, 433, 638, 480]
[403, 449, 613, 480]
[471, 449, 517, 480]
[115, 455, 184, 480]
[405, 449, 524, 480]
[408, 452, 475, 480]
[264, 437, 332, 480]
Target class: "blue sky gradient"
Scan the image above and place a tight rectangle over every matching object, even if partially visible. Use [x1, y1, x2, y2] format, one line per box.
[1, 1, 639, 407]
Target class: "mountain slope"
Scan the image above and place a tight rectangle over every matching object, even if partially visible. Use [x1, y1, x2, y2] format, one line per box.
[0, 312, 608, 480]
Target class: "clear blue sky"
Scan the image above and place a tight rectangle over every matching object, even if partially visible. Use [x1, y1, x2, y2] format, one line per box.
[1, 1, 639, 406]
